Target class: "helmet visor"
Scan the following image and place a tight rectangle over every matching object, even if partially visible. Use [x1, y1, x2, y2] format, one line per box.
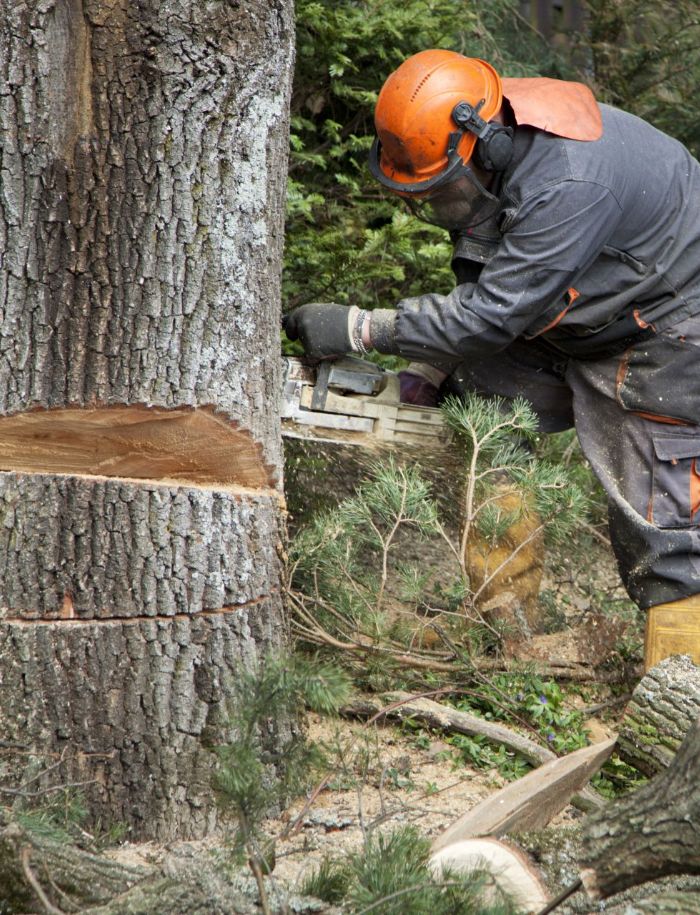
[404, 171, 501, 230]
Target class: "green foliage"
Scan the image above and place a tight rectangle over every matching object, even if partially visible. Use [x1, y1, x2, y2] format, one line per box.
[592, 754, 647, 799]
[301, 825, 521, 914]
[301, 855, 355, 904]
[289, 456, 443, 645]
[460, 674, 588, 754]
[290, 394, 586, 672]
[441, 393, 587, 548]
[214, 653, 351, 862]
[579, 0, 700, 157]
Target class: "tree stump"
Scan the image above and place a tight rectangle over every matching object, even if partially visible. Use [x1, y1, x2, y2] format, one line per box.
[0, 1, 294, 839]
[617, 654, 700, 776]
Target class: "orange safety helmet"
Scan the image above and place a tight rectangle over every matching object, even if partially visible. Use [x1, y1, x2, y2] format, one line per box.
[368, 49, 513, 195]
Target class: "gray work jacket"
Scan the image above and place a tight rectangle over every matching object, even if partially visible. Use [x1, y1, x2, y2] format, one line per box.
[373, 104, 700, 362]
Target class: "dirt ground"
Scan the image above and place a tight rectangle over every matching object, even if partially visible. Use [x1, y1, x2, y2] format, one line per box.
[264, 712, 584, 893]
[107, 531, 636, 904]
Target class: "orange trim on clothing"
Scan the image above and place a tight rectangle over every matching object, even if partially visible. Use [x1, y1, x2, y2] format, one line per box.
[633, 412, 690, 426]
[633, 309, 657, 332]
[692, 459, 700, 522]
[538, 288, 581, 335]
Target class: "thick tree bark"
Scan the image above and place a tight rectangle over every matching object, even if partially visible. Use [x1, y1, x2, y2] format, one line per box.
[579, 714, 700, 900]
[617, 654, 700, 776]
[605, 892, 700, 914]
[0, 1, 294, 839]
[0, 808, 337, 915]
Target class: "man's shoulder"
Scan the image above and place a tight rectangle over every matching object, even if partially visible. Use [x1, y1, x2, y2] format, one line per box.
[503, 103, 689, 209]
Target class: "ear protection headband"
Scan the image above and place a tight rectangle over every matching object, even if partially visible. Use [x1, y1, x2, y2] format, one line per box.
[452, 100, 514, 172]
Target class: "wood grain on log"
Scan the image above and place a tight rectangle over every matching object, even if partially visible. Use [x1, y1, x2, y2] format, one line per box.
[432, 739, 615, 851]
[0, 406, 276, 489]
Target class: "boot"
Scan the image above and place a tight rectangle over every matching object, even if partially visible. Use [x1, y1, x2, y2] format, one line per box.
[644, 595, 700, 671]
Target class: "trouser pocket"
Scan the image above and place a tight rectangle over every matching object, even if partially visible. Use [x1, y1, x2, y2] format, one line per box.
[617, 333, 700, 424]
[651, 432, 700, 527]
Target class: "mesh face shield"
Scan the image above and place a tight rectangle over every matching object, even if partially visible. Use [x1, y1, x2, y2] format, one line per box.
[368, 128, 502, 230]
[403, 172, 501, 231]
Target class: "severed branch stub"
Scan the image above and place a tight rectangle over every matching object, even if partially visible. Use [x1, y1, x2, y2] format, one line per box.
[579, 713, 700, 900]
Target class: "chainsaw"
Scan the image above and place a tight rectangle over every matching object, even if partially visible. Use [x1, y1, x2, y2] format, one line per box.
[281, 356, 450, 448]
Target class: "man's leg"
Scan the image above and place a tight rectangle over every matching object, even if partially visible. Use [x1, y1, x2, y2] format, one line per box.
[568, 315, 700, 668]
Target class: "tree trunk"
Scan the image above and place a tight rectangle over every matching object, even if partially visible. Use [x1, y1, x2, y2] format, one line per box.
[617, 654, 700, 776]
[579, 714, 700, 900]
[0, 0, 294, 840]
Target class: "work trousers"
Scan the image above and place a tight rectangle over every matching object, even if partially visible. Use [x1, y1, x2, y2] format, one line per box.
[451, 313, 700, 610]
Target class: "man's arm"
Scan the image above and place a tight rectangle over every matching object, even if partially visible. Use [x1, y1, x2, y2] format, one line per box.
[371, 180, 623, 361]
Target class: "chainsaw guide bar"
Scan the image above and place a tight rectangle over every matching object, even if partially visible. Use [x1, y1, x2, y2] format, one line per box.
[281, 356, 450, 448]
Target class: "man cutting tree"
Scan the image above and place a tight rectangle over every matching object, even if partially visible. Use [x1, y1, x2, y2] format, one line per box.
[284, 49, 700, 671]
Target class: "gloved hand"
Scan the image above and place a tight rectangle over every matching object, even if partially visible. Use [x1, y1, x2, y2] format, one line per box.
[283, 303, 362, 358]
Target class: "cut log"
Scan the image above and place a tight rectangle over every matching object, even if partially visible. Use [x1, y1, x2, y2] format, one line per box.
[0, 808, 308, 914]
[580, 714, 700, 900]
[429, 838, 549, 912]
[342, 692, 606, 815]
[432, 739, 615, 852]
[617, 654, 700, 776]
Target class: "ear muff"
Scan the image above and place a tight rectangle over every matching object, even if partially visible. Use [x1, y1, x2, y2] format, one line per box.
[452, 100, 513, 172]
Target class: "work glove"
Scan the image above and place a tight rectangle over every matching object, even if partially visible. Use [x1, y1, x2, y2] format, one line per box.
[283, 303, 366, 359]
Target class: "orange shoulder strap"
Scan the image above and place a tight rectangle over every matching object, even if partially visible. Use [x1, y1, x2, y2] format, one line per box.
[502, 77, 603, 142]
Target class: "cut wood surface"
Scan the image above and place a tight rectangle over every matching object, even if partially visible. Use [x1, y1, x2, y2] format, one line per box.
[432, 738, 616, 852]
[342, 692, 607, 814]
[430, 838, 548, 912]
[0, 406, 275, 490]
[617, 654, 700, 776]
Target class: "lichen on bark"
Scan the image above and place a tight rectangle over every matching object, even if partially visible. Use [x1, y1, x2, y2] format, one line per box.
[0, 0, 295, 840]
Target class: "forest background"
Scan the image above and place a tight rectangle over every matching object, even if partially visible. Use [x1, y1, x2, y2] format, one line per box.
[284, 0, 700, 329]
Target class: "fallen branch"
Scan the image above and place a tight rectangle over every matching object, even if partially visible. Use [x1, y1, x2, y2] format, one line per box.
[342, 692, 606, 814]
